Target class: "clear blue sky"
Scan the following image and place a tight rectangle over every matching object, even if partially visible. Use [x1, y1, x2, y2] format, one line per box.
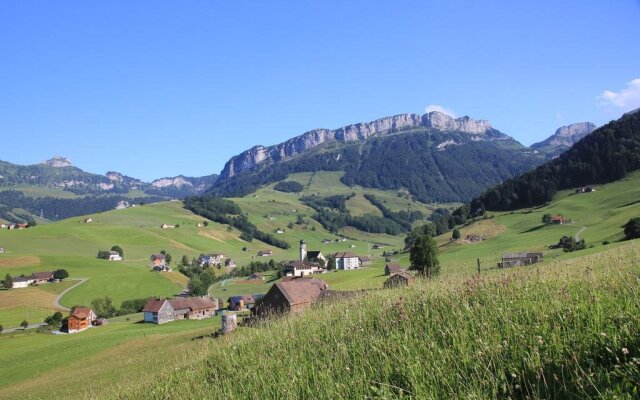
[1, 1, 639, 181]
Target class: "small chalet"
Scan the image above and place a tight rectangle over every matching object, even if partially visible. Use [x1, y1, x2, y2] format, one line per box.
[0, 247, 5, 254]
[107, 251, 122, 261]
[150, 254, 170, 271]
[31, 271, 54, 284]
[257, 249, 272, 257]
[247, 272, 264, 281]
[227, 294, 264, 311]
[372, 244, 385, 249]
[142, 298, 174, 324]
[225, 259, 237, 269]
[16, 223, 27, 229]
[359, 256, 372, 266]
[284, 261, 326, 277]
[160, 224, 175, 229]
[334, 252, 361, 270]
[198, 253, 225, 267]
[551, 215, 566, 225]
[384, 263, 404, 275]
[384, 272, 416, 289]
[84, 218, 94, 223]
[253, 279, 329, 316]
[0, 224, 7, 229]
[498, 252, 544, 268]
[68, 307, 97, 333]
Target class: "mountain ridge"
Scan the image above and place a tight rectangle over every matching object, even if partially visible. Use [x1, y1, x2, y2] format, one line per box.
[220, 111, 499, 179]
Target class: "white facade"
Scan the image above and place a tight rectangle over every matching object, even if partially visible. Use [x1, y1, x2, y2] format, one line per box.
[336, 256, 360, 270]
[108, 253, 122, 261]
[12, 279, 32, 289]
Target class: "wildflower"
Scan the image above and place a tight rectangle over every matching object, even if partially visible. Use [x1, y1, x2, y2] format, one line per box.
[600, 332, 607, 337]
[622, 348, 629, 355]
[511, 373, 517, 378]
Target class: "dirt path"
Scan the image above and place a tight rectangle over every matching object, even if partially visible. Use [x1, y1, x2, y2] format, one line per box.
[54, 278, 88, 311]
[575, 226, 587, 241]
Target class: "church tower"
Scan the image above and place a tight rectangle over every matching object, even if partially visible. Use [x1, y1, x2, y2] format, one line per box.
[299, 240, 307, 261]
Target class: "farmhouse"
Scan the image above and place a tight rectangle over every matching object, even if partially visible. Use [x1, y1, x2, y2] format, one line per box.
[31, 271, 54, 284]
[198, 253, 225, 267]
[227, 294, 264, 311]
[253, 278, 329, 316]
[16, 223, 27, 229]
[384, 263, 404, 275]
[142, 298, 175, 324]
[225, 259, 237, 269]
[11, 276, 33, 289]
[0, 247, 5, 254]
[150, 254, 171, 271]
[107, 251, 122, 261]
[84, 218, 94, 223]
[284, 261, 326, 277]
[334, 252, 361, 270]
[68, 307, 97, 333]
[143, 297, 218, 324]
[257, 249, 272, 257]
[384, 271, 416, 289]
[498, 252, 544, 268]
[160, 224, 175, 229]
[551, 215, 566, 225]
[169, 297, 217, 320]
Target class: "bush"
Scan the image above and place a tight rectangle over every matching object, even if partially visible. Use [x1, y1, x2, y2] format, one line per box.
[623, 217, 640, 240]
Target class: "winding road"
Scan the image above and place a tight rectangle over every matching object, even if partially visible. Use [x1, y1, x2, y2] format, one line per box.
[575, 226, 587, 242]
[54, 278, 88, 311]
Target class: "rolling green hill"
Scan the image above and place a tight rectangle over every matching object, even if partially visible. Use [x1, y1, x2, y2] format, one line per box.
[1, 166, 639, 398]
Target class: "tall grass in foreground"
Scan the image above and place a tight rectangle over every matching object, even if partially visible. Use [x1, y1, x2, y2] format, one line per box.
[114, 245, 640, 399]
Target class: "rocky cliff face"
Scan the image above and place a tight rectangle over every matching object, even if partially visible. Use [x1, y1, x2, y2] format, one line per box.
[42, 156, 72, 168]
[221, 111, 495, 178]
[531, 122, 596, 153]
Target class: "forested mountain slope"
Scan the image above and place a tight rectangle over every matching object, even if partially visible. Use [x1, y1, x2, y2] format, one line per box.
[471, 111, 640, 211]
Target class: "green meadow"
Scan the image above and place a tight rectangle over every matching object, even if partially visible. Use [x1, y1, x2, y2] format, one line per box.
[112, 241, 640, 399]
[0, 170, 638, 397]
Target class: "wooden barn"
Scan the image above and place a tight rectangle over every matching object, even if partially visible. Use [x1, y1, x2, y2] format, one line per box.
[253, 278, 329, 316]
[384, 272, 416, 289]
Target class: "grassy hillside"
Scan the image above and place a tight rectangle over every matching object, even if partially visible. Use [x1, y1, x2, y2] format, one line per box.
[112, 241, 640, 399]
[0, 170, 638, 398]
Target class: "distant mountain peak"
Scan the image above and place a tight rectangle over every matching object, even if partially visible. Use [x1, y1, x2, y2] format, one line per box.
[220, 111, 498, 178]
[42, 156, 72, 168]
[531, 122, 596, 154]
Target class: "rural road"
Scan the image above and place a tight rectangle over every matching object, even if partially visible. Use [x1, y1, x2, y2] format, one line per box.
[575, 226, 587, 241]
[54, 278, 88, 311]
[1, 323, 48, 334]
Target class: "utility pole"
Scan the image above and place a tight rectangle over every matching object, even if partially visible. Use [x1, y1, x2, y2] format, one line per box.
[477, 258, 481, 275]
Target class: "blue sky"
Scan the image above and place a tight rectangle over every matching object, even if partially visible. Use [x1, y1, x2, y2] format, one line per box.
[1, 1, 639, 180]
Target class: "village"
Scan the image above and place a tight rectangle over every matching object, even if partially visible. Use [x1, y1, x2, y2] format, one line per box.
[10, 238, 418, 335]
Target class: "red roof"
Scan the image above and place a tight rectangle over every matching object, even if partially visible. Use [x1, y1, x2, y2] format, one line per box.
[142, 298, 169, 313]
[169, 297, 216, 311]
[275, 279, 328, 306]
[71, 307, 93, 319]
[32, 271, 54, 280]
